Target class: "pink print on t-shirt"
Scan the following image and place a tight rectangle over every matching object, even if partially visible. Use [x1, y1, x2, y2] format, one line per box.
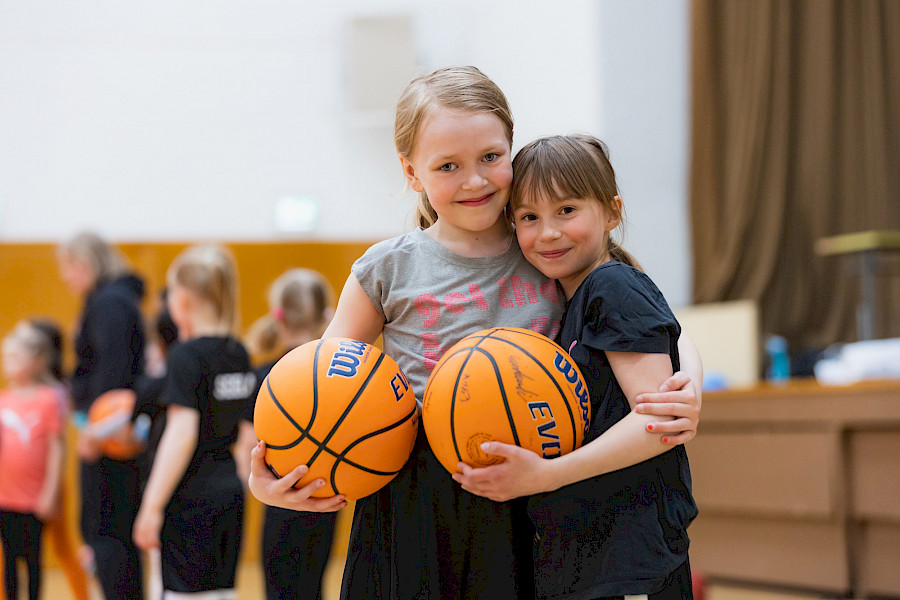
[416, 279, 560, 373]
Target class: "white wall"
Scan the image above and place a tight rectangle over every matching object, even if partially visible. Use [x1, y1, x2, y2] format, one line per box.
[597, 0, 691, 306]
[0, 0, 691, 305]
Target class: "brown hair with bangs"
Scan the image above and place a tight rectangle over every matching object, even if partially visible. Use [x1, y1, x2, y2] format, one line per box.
[510, 134, 641, 269]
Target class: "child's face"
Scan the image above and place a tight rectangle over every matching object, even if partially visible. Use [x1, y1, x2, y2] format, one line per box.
[513, 193, 621, 299]
[1, 338, 36, 385]
[401, 109, 512, 235]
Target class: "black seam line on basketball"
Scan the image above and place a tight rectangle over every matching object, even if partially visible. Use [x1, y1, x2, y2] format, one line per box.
[264, 377, 325, 451]
[449, 344, 522, 460]
[447, 346, 475, 463]
[327, 405, 419, 494]
[305, 351, 387, 469]
[263, 339, 326, 452]
[481, 331, 580, 454]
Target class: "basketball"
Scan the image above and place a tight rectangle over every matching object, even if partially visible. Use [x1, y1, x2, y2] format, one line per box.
[88, 388, 144, 460]
[254, 337, 419, 500]
[422, 327, 590, 474]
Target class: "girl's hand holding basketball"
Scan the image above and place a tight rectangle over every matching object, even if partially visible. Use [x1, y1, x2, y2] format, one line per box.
[248, 441, 348, 512]
[453, 442, 558, 502]
[634, 371, 700, 445]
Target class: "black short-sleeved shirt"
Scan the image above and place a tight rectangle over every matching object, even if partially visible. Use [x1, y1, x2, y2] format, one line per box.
[162, 336, 256, 499]
[527, 262, 698, 600]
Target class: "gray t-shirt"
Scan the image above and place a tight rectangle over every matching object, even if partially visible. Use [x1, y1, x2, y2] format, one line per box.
[352, 228, 564, 401]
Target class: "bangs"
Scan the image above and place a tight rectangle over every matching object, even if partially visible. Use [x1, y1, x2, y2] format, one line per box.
[511, 136, 612, 210]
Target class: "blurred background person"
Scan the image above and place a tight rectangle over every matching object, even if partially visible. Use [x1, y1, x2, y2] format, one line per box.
[244, 268, 336, 600]
[57, 231, 146, 600]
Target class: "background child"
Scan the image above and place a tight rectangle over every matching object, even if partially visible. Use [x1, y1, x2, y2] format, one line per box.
[465, 134, 697, 600]
[133, 244, 257, 598]
[27, 319, 91, 600]
[131, 288, 180, 476]
[249, 66, 702, 600]
[244, 268, 337, 600]
[57, 230, 146, 600]
[0, 322, 64, 600]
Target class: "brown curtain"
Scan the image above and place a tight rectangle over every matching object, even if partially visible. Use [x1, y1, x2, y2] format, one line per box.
[690, 0, 900, 353]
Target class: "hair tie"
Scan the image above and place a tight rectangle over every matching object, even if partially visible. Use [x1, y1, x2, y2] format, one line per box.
[272, 307, 284, 321]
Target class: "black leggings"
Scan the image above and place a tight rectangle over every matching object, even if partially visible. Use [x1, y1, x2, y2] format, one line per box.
[80, 456, 144, 600]
[262, 506, 337, 600]
[0, 510, 43, 600]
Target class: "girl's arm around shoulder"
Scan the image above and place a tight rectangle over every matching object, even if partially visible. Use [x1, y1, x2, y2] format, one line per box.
[133, 404, 199, 550]
[455, 351, 678, 501]
[633, 331, 702, 444]
[248, 273, 383, 512]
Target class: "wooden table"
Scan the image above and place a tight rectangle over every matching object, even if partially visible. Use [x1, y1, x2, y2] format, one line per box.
[688, 379, 900, 598]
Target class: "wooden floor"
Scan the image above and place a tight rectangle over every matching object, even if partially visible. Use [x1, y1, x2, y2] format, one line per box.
[30, 498, 824, 600]
[36, 562, 824, 600]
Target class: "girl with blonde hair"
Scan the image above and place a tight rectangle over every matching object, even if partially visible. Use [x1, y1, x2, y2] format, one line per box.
[250, 67, 702, 599]
[244, 268, 337, 600]
[57, 231, 146, 600]
[133, 244, 256, 599]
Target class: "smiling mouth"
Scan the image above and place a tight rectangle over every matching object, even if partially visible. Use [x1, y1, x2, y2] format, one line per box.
[539, 249, 569, 259]
[458, 192, 494, 206]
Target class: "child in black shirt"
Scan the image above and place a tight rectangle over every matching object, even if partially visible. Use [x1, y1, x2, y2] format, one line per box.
[133, 244, 256, 597]
[459, 134, 699, 600]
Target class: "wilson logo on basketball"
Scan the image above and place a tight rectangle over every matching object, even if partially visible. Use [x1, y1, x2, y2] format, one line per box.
[254, 338, 418, 501]
[326, 340, 368, 378]
[552, 352, 591, 436]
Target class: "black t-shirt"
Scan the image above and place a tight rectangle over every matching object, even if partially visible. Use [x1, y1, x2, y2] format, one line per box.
[245, 358, 278, 424]
[71, 274, 146, 413]
[162, 336, 256, 499]
[527, 262, 698, 599]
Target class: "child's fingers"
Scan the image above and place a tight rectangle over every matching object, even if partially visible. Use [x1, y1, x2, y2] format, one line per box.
[301, 495, 349, 512]
[249, 440, 267, 466]
[656, 371, 691, 393]
[635, 401, 698, 418]
[645, 417, 697, 445]
[659, 430, 694, 446]
[479, 441, 522, 460]
[272, 464, 311, 492]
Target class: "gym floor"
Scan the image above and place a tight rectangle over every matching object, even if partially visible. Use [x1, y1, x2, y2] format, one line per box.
[40, 560, 823, 600]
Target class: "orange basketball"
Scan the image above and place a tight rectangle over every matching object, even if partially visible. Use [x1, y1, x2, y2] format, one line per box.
[88, 388, 144, 460]
[422, 327, 590, 474]
[254, 338, 419, 501]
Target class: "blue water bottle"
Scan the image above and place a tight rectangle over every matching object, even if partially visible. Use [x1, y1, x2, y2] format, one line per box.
[765, 335, 790, 384]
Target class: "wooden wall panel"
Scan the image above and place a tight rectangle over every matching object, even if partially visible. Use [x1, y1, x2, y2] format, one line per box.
[1, 240, 377, 568]
[1, 240, 376, 381]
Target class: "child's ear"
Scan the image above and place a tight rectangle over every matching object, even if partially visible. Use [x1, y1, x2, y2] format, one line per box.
[606, 196, 624, 231]
[399, 154, 425, 193]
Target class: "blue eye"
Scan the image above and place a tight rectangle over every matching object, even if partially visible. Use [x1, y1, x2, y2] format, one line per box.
[439, 163, 456, 172]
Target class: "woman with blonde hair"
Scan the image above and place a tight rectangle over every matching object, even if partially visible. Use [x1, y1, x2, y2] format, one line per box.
[57, 231, 145, 600]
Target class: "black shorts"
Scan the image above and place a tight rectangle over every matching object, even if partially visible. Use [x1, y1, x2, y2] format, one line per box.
[161, 488, 244, 594]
